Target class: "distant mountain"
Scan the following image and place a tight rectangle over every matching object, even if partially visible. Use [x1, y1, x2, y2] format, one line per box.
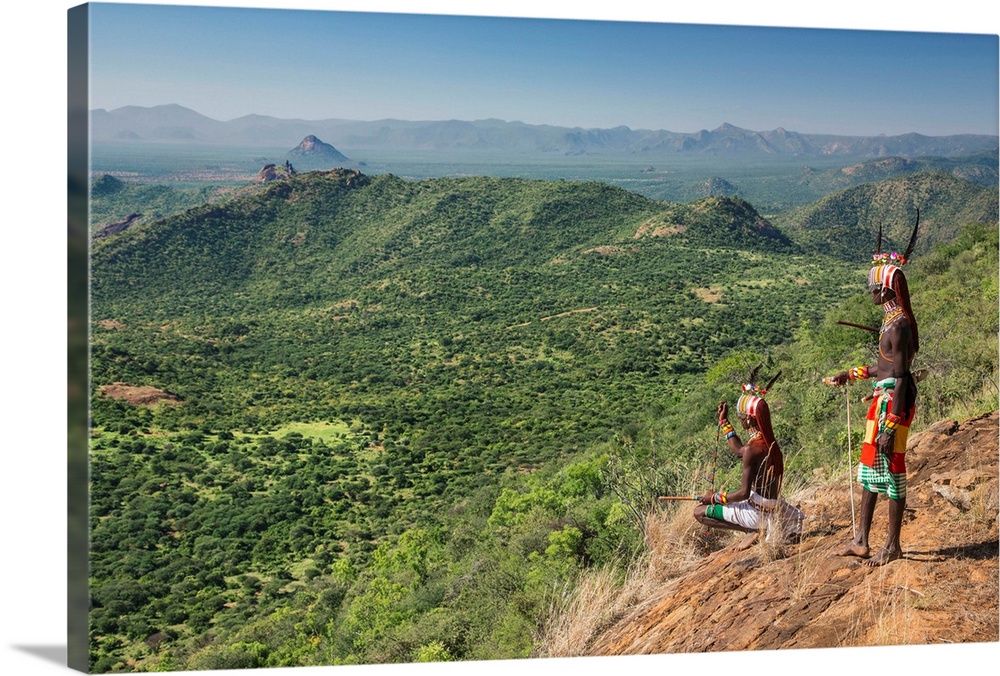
[287, 135, 350, 167]
[90, 103, 227, 142]
[89, 104, 998, 160]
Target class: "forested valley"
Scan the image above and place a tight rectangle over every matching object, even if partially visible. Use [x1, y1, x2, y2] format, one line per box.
[86, 165, 998, 671]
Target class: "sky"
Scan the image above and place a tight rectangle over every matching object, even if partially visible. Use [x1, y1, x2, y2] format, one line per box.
[83, 1, 999, 137]
[1, 3, 999, 676]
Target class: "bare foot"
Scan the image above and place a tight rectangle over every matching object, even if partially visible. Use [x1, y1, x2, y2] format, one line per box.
[734, 532, 758, 551]
[862, 546, 902, 567]
[834, 542, 869, 558]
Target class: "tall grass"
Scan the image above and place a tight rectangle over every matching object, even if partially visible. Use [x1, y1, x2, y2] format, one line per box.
[541, 458, 746, 656]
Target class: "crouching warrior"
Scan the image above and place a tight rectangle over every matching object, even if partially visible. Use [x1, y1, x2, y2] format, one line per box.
[826, 216, 920, 567]
[695, 369, 805, 549]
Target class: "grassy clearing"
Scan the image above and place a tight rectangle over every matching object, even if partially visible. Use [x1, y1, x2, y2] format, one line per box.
[268, 420, 352, 443]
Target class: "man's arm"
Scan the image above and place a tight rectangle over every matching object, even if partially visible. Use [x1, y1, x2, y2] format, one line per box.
[699, 443, 756, 505]
[725, 448, 757, 504]
[887, 321, 914, 403]
[716, 401, 745, 455]
[826, 363, 880, 386]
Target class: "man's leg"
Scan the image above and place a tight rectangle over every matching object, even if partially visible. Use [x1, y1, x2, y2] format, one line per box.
[694, 504, 758, 549]
[864, 496, 904, 567]
[694, 505, 750, 532]
[835, 488, 876, 558]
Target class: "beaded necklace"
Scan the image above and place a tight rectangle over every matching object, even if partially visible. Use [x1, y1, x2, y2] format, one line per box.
[880, 303, 905, 335]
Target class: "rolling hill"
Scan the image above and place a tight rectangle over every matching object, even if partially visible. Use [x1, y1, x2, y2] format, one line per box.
[91, 169, 796, 310]
[772, 171, 999, 257]
[84, 167, 998, 672]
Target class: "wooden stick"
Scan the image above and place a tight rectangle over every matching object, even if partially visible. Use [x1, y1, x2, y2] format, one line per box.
[846, 380, 857, 538]
[836, 320, 879, 333]
[658, 495, 699, 501]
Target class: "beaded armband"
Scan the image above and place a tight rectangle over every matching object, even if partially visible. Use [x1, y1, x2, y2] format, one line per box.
[847, 366, 870, 381]
[712, 491, 729, 505]
[883, 412, 905, 433]
[719, 421, 735, 440]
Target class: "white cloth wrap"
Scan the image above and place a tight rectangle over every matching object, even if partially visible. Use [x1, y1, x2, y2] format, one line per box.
[718, 491, 805, 541]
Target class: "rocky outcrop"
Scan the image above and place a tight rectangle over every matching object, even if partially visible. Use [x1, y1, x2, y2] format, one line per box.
[257, 163, 279, 183]
[94, 212, 142, 239]
[256, 161, 297, 184]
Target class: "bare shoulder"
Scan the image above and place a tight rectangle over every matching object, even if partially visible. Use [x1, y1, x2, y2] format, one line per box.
[885, 316, 913, 342]
[742, 439, 766, 464]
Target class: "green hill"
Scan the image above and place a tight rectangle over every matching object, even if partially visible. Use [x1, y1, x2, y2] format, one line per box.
[773, 170, 998, 257]
[630, 150, 998, 214]
[92, 171, 793, 308]
[89, 174, 245, 236]
[85, 169, 998, 672]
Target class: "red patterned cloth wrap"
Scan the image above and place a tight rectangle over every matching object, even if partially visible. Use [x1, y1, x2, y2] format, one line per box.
[858, 380, 915, 499]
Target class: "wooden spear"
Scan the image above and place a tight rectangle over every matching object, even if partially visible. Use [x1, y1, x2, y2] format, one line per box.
[836, 320, 879, 333]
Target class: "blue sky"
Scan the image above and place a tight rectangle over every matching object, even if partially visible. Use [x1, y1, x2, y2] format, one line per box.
[84, 1, 999, 136]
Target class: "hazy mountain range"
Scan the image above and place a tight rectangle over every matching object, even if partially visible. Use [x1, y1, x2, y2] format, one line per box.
[90, 104, 998, 159]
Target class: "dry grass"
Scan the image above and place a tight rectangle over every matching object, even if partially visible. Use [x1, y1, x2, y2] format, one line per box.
[843, 569, 923, 647]
[541, 504, 703, 656]
[541, 459, 822, 657]
[540, 566, 633, 657]
[541, 499, 741, 656]
[692, 286, 725, 303]
[968, 478, 999, 530]
[99, 382, 181, 407]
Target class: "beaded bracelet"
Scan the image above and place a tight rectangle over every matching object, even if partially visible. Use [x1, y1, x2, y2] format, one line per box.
[713, 491, 728, 505]
[719, 421, 735, 437]
[847, 366, 870, 381]
[884, 413, 904, 432]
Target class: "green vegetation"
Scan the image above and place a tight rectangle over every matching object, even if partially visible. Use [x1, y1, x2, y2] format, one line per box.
[86, 167, 998, 671]
[773, 171, 998, 257]
[89, 173, 245, 235]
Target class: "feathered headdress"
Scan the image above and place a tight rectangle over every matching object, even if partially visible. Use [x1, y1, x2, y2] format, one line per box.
[868, 209, 919, 290]
[868, 210, 920, 351]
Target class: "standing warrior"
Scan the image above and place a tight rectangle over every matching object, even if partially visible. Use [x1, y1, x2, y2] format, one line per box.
[694, 369, 805, 549]
[826, 216, 920, 567]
